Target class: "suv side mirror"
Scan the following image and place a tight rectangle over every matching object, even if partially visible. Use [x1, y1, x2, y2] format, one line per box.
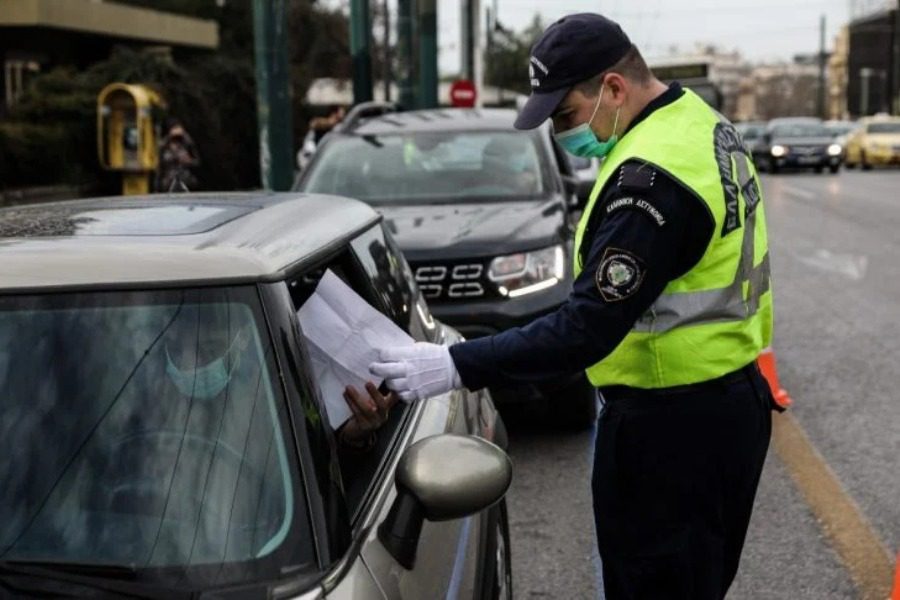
[562, 175, 592, 210]
[378, 434, 512, 569]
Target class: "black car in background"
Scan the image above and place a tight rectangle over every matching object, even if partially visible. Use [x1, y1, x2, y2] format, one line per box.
[758, 117, 843, 174]
[296, 106, 597, 428]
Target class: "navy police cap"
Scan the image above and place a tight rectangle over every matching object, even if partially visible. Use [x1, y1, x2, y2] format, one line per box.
[514, 13, 632, 130]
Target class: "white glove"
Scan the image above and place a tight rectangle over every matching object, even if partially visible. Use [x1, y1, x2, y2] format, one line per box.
[369, 342, 462, 402]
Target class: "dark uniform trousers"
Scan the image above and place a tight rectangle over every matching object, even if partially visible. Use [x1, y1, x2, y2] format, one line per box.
[592, 363, 773, 600]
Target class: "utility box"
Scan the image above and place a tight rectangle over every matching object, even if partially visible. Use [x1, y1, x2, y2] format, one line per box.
[97, 83, 166, 195]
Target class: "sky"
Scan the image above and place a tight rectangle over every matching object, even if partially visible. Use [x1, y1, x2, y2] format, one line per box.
[438, 0, 856, 72]
[326, 0, 893, 76]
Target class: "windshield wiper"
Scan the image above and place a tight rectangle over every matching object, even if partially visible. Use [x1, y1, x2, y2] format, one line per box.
[0, 560, 189, 599]
[4, 559, 138, 579]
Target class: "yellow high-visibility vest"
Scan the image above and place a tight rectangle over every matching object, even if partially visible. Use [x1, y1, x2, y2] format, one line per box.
[574, 89, 773, 388]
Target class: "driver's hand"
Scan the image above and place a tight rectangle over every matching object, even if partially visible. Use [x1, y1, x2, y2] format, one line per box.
[338, 382, 398, 445]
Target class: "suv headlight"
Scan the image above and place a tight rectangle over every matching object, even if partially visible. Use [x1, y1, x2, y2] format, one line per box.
[827, 144, 842, 156]
[771, 144, 787, 157]
[488, 245, 565, 298]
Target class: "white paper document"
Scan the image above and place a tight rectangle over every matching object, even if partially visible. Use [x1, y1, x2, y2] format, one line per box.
[297, 269, 415, 428]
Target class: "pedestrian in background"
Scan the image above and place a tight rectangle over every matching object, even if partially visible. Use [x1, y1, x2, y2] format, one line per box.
[297, 104, 346, 171]
[370, 13, 779, 600]
[156, 117, 200, 192]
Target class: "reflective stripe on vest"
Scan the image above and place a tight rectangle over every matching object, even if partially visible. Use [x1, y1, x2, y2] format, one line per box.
[573, 88, 773, 389]
[635, 210, 770, 334]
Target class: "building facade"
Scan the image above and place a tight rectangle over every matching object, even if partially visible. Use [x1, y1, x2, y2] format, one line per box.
[1, 0, 218, 117]
[846, 8, 899, 116]
[828, 26, 850, 120]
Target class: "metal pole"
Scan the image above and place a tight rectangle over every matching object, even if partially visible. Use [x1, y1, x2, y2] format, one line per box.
[861, 67, 872, 116]
[888, 0, 900, 115]
[350, 0, 374, 103]
[461, 0, 474, 79]
[252, 0, 294, 191]
[818, 14, 827, 119]
[418, 0, 438, 108]
[397, 0, 415, 108]
[383, 0, 391, 102]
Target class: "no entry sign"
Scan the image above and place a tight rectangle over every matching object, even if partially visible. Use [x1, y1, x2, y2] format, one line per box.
[449, 80, 477, 108]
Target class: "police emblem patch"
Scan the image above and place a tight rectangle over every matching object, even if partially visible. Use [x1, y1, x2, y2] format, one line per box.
[596, 247, 646, 302]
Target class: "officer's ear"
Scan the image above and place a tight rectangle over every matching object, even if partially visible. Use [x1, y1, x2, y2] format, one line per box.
[602, 72, 628, 106]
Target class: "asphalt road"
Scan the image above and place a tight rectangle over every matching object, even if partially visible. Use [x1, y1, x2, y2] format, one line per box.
[502, 168, 900, 600]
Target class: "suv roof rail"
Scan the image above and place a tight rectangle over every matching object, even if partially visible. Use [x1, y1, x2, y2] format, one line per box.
[337, 101, 399, 132]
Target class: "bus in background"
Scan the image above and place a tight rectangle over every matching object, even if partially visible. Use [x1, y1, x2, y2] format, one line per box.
[648, 59, 723, 111]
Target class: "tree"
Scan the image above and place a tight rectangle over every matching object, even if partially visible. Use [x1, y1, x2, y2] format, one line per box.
[1, 0, 356, 191]
[485, 14, 544, 94]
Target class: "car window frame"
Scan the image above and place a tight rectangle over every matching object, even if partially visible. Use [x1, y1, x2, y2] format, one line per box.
[282, 231, 421, 528]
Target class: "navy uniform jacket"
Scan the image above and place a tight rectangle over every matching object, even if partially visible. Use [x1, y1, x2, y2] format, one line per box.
[449, 84, 716, 390]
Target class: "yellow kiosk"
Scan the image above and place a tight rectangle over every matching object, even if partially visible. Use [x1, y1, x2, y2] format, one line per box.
[97, 83, 166, 195]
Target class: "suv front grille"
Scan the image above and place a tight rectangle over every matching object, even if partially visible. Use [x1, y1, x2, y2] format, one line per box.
[413, 261, 493, 301]
[791, 145, 824, 155]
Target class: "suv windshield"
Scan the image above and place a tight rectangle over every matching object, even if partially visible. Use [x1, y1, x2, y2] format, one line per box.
[301, 130, 550, 204]
[868, 122, 900, 134]
[771, 123, 829, 138]
[0, 286, 311, 587]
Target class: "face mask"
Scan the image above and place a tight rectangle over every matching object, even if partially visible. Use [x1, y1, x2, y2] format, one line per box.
[166, 350, 231, 400]
[165, 332, 244, 400]
[554, 84, 621, 159]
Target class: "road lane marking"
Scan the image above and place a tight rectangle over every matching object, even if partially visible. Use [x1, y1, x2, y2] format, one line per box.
[772, 412, 894, 599]
[780, 184, 815, 199]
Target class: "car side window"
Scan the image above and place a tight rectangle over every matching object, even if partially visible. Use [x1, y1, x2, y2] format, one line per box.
[349, 224, 438, 343]
[286, 245, 413, 520]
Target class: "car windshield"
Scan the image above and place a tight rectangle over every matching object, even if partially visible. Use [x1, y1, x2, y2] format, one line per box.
[301, 130, 550, 204]
[736, 124, 764, 139]
[771, 123, 829, 138]
[867, 122, 900, 134]
[826, 122, 855, 137]
[0, 286, 311, 586]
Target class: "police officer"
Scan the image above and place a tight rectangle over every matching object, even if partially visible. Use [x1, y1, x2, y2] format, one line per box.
[371, 13, 777, 600]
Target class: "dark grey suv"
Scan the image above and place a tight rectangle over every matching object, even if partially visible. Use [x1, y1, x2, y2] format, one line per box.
[0, 194, 511, 599]
[296, 106, 597, 428]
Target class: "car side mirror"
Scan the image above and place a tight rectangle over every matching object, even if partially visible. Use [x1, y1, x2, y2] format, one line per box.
[562, 175, 592, 210]
[377, 434, 512, 569]
[561, 175, 591, 210]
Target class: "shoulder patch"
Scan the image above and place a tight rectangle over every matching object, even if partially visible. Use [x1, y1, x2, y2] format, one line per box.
[616, 162, 657, 192]
[595, 247, 647, 302]
[603, 195, 667, 226]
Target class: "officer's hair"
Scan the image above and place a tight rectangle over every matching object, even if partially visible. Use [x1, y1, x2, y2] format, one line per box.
[578, 45, 653, 96]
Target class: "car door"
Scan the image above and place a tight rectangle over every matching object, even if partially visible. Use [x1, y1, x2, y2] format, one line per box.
[345, 224, 490, 600]
[284, 224, 496, 599]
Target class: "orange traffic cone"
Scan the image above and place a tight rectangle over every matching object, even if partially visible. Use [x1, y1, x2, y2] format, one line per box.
[891, 552, 900, 600]
[757, 346, 792, 409]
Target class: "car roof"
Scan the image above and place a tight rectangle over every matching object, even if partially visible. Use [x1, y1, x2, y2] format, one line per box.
[861, 115, 900, 123]
[346, 108, 545, 135]
[768, 117, 823, 127]
[0, 192, 379, 291]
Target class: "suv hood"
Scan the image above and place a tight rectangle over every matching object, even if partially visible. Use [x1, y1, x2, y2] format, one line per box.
[377, 198, 567, 261]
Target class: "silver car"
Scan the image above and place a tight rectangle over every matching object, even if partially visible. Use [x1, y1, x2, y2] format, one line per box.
[0, 193, 512, 599]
